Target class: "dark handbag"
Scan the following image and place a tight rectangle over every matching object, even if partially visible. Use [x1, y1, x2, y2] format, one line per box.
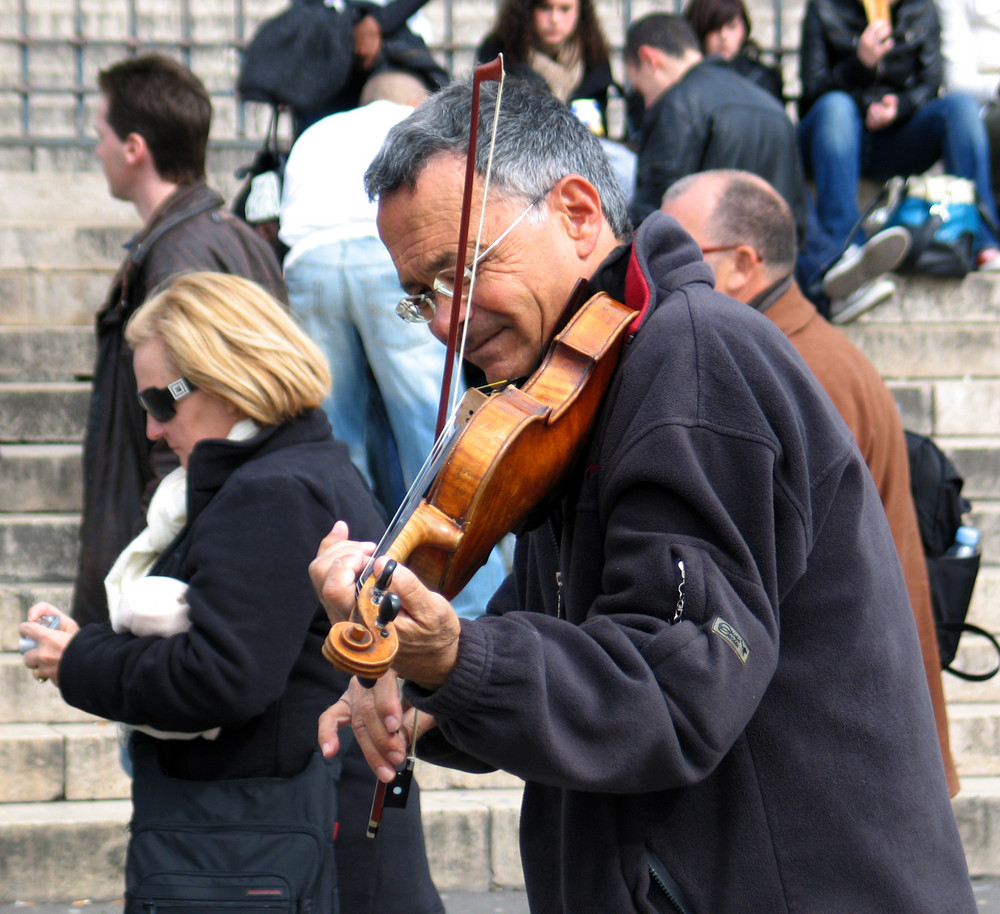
[378, 26, 449, 92]
[875, 175, 985, 278]
[125, 740, 342, 913]
[238, 0, 354, 111]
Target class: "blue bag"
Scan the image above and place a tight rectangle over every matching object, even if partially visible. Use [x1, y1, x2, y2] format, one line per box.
[882, 174, 981, 278]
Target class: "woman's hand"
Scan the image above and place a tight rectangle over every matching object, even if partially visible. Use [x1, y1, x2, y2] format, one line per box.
[18, 602, 79, 685]
[353, 14, 383, 71]
[857, 20, 893, 70]
[866, 94, 898, 130]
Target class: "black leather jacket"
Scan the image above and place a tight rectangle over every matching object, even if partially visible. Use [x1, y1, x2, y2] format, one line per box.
[630, 57, 808, 240]
[799, 0, 943, 124]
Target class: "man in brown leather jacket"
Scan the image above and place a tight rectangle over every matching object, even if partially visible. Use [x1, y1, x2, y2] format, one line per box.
[72, 54, 285, 625]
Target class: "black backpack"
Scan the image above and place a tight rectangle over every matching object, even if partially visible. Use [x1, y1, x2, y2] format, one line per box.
[905, 430, 997, 680]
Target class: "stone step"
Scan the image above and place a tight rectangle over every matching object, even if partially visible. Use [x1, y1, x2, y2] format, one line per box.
[965, 565, 1000, 633]
[1, 773, 997, 903]
[0, 722, 129, 803]
[0, 782, 527, 904]
[0, 516, 78, 584]
[945, 645, 1000, 703]
[952, 776, 1000, 875]
[951, 703, 1000, 778]
[0, 444, 83, 512]
[0, 582, 74, 653]
[0, 654, 94, 725]
[0, 798, 131, 904]
[0, 327, 94, 380]
[0, 381, 88, 443]
[0, 223, 132, 272]
[939, 436, 1000, 503]
[0, 268, 114, 327]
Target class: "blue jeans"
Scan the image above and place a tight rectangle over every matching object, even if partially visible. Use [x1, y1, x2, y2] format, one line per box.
[286, 237, 506, 618]
[798, 90, 1000, 253]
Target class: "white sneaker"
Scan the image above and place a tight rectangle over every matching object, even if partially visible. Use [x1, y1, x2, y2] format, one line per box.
[828, 277, 897, 325]
[822, 226, 911, 301]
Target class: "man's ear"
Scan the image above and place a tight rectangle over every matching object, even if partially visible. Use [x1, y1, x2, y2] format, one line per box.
[549, 174, 605, 257]
[637, 45, 659, 71]
[730, 245, 760, 280]
[123, 132, 148, 167]
[715, 244, 761, 298]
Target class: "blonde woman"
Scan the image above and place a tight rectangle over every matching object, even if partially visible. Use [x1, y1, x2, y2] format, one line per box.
[19, 272, 442, 914]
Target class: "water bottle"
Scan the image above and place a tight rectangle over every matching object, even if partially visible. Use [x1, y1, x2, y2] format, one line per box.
[945, 525, 981, 558]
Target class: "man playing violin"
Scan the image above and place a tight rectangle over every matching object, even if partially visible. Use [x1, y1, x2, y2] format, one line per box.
[311, 78, 975, 912]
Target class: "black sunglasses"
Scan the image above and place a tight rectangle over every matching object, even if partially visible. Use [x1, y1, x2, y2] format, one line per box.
[137, 377, 197, 422]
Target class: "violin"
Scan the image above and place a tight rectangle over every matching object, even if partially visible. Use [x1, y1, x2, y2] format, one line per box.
[321, 57, 637, 681]
[321, 281, 637, 679]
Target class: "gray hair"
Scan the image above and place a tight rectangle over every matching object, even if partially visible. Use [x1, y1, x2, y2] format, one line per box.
[364, 77, 632, 241]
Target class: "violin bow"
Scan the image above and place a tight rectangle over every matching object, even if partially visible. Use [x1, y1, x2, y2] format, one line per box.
[434, 55, 506, 437]
[369, 59, 506, 838]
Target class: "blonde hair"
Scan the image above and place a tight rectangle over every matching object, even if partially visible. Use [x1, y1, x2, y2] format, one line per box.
[125, 272, 331, 426]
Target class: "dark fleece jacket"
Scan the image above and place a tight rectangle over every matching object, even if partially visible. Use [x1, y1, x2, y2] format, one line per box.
[408, 215, 973, 913]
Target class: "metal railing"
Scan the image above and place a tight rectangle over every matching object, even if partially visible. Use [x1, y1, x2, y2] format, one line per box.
[0, 0, 796, 155]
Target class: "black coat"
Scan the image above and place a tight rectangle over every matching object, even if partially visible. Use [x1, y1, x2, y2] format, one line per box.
[72, 182, 285, 626]
[630, 57, 808, 241]
[61, 410, 442, 913]
[799, 0, 943, 124]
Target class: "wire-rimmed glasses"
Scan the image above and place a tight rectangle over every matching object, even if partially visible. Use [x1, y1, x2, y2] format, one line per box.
[395, 189, 550, 324]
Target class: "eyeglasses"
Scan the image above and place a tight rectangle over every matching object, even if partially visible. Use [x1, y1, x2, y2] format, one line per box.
[137, 377, 197, 422]
[699, 244, 741, 256]
[396, 190, 550, 324]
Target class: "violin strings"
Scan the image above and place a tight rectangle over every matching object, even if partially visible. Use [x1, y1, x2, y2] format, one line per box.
[356, 402, 464, 589]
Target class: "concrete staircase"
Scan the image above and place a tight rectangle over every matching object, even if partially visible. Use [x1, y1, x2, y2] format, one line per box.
[1, 169, 999, 903]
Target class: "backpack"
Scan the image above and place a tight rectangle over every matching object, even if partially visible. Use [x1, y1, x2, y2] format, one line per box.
[905, 430, 997, 680]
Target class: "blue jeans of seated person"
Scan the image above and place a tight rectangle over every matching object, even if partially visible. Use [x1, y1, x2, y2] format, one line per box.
[286, 237, 507, 619]
[798, 89, 1000, 254]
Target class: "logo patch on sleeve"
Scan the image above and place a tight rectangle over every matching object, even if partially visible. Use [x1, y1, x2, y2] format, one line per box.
[712, 616, 749, 663]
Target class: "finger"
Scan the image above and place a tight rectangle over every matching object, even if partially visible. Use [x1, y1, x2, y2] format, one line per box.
[347, 678, 409, 781]
[372, 672, 404, 735]
[26, 601, 59, 623]
[317, 695, 353, 758]
[316, 520, 351, 554]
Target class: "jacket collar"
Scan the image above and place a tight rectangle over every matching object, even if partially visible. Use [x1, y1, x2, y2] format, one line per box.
[618, 212, 716, 335]
[185, 409, 332, 521]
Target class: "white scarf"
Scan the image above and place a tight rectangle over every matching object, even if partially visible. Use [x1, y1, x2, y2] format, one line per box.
[107, 418, 259, 741]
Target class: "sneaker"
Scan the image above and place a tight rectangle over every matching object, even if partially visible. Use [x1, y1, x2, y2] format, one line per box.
[828, 277, 897, 325]
[976, 248, 1000, 272]
[822, 226, 912, 301]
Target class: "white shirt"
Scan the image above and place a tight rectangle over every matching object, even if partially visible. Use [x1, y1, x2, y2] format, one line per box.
[279, 99, 415, 269]
[938, 0, 1000, 103]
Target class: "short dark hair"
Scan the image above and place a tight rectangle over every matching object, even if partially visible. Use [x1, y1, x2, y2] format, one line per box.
[683, 0, 752, 48]
[625, 14, 701, 64]
[98, 54, 211, 184]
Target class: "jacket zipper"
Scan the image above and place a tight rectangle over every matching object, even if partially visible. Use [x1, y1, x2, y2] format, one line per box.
[672, 558, 686, 624]
[647, 851, 693, 913]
